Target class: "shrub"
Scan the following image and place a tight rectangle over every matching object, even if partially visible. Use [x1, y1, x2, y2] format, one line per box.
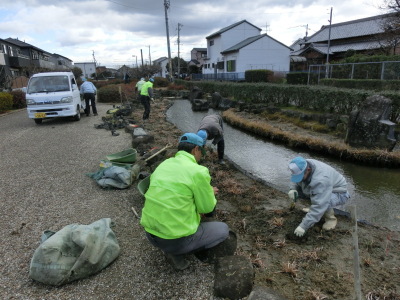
[287, 72, 308, 85]
[167, 83, 185, 90]
[245, 69, 274, 83]
[0, 92, 13, 112]
[10, 90, 26, 109]
[154, 76, 169, 87]
[97, 85, 121, 103]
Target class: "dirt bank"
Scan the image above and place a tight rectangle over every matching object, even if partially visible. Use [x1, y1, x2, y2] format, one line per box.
[133, 98, 400, 300]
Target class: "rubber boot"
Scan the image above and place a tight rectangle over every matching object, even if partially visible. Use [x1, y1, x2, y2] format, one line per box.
[322, 208, 337, 230]
[165, 253, 190, 271]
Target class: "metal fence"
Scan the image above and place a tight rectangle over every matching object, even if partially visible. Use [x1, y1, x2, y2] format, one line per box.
[308, 61, 400, 84]
[192, 72, 245, 81]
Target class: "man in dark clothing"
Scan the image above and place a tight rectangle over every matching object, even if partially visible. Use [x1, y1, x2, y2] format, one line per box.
[197, 114, 225, 164]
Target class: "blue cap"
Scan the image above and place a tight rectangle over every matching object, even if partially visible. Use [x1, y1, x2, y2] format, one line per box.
[179, 133, 204, 147]
[82, 77, 87, 81]
[149, 78, 154, 82]
[288, 156, 307, 183]
[196, 130, 207, 145]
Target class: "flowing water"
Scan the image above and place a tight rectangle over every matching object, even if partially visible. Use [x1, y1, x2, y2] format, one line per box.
[166, 99, 400, 231]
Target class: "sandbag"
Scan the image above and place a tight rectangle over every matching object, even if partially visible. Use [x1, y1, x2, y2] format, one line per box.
[29, 218, 120, 286]
[87, 166, 132, 189]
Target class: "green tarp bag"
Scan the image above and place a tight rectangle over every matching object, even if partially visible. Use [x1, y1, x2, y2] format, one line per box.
[29, 218, 120, 286]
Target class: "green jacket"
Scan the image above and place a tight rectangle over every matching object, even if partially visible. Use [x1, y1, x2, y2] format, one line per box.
[140, 81, 153, 97]
[140, 151, 217, 239]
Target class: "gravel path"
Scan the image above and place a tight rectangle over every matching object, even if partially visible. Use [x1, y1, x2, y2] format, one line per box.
[0, 103, 217, 300]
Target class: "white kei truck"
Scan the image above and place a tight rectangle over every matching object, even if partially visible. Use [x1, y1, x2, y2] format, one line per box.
[25, 72, 86, 124]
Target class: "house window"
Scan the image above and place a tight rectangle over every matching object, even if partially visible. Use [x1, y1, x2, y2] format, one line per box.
[217, 61, 224, 70]
[32, 51, 39, 60]
[209, 40, 214, 46]
[3, 44, 7, 54]
[8, 46, 14, 56]
[212, 63, 215, 68]
[227, 60, 236, 72]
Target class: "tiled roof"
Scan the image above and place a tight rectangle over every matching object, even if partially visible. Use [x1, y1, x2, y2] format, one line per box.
[221, 33, 292, 54]
[206, 20, 262, 39]
[306, 13, 391, 43]
[295, 40, 386, 56]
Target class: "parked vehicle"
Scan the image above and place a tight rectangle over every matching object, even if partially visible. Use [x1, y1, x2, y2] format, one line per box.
[25, 72, 85, 124]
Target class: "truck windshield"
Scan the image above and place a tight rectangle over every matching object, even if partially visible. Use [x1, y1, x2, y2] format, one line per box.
[27, 76, 70, 94]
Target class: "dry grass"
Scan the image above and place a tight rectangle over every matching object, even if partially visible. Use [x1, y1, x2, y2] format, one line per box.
[268, 217, 284, 229]
[307, 289, 328, 300]
[272, 239, 286, 248]
[280, 261, 299, 278]
[218, 177, 245, 195]
[223, 109, 400, 167]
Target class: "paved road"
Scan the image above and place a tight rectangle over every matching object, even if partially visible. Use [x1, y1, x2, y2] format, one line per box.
[0, 103, 215, 299]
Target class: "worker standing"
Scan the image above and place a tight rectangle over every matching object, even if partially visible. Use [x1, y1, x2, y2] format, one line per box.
[197, 114, 225, 164]
[135, 77, 146, 99]
[79, 78, 97, 116]
[139, 78, 154, 123]
[287, 156, 350, 237]
[140, 133, 229, 270]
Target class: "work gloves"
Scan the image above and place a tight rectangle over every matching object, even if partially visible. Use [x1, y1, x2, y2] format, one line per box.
[288, 190, 298, 200]
[294, 226, 305, 237]
[150, 98, 155, 102]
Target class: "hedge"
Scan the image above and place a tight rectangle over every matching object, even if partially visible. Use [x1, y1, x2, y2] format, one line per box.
[176, 80, 400, 121]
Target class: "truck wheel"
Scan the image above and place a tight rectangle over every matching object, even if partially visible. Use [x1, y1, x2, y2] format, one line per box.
[73, 106, 81, 121]
[34, 119, 42, 124]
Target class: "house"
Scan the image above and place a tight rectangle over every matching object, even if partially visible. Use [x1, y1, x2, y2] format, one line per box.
[152, 57, 169, 78]
[51, 53, 73, 70]
[203, 20, 291, 77]
[74, 62, 97, 79]
[5, 38, 55, 71]
[189, 48, 207, 69]
[291, 13, 400, 69]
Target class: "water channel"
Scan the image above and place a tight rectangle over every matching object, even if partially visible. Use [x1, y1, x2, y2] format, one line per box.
[166, 99, 400, 231]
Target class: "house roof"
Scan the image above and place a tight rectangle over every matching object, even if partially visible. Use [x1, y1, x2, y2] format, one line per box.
[153, 57, 168, 63]
[192, 48, 207, 52]
[206, 20, 262, 39]
[5, 37, 49, 54]
[293, 40, 386, 56]
[306, 13, 392, 43]
[221, 33, 292, 54]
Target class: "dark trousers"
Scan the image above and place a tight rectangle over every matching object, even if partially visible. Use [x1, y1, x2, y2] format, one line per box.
[217, 139, 225, 160]
[84, 93, 97, 115]
[145, 221, 229, 255]
[140, 95, 150, 120]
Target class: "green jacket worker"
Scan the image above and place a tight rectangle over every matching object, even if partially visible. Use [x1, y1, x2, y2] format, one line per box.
[139, 78, 154, 122]
[288, 156, 350, 237]
[140, 133, 229, 270]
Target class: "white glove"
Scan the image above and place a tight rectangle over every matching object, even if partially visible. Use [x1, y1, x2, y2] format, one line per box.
[288, 190, 298, 201]
[294, 226, 305, 237]
[150, 98, 155, 102]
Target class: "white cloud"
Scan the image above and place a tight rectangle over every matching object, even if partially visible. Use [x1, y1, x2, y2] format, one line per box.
[0, 0, 385, 68]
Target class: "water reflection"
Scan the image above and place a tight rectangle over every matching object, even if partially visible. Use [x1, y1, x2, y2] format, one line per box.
[166, 99, 400, 231]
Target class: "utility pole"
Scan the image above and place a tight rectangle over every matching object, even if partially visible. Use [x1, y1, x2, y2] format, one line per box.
[177, 23, 183, 78]
[164, 0, 173, 81]
[325, 7, 333, 78]
[92, 50, 97, 80]
[140, 49, 144, 66]
[148, 45, 151, 65]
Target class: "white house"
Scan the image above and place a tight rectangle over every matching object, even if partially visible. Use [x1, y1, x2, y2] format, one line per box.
[153, 57, 169, 78]
[203, 20, 291, 76]
[74, 62, 96, 79]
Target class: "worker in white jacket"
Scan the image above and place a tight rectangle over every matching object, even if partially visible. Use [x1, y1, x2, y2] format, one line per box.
[288, 156, 350, 237]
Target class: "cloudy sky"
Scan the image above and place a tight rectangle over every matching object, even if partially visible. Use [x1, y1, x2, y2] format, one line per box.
[0, 0, 388, 69]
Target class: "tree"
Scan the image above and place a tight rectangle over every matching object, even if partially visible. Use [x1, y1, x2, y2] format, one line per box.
[379, 2, 400, 54]
[71, 67, 83, 79]
[166, 57, 188, 77]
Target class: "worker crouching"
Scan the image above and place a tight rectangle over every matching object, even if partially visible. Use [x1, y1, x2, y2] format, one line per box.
[140, 133, 229, 270]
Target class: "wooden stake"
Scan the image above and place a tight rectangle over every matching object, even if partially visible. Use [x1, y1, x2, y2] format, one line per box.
[131, 207, 141, 219]
[349, 205, 362, 300]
